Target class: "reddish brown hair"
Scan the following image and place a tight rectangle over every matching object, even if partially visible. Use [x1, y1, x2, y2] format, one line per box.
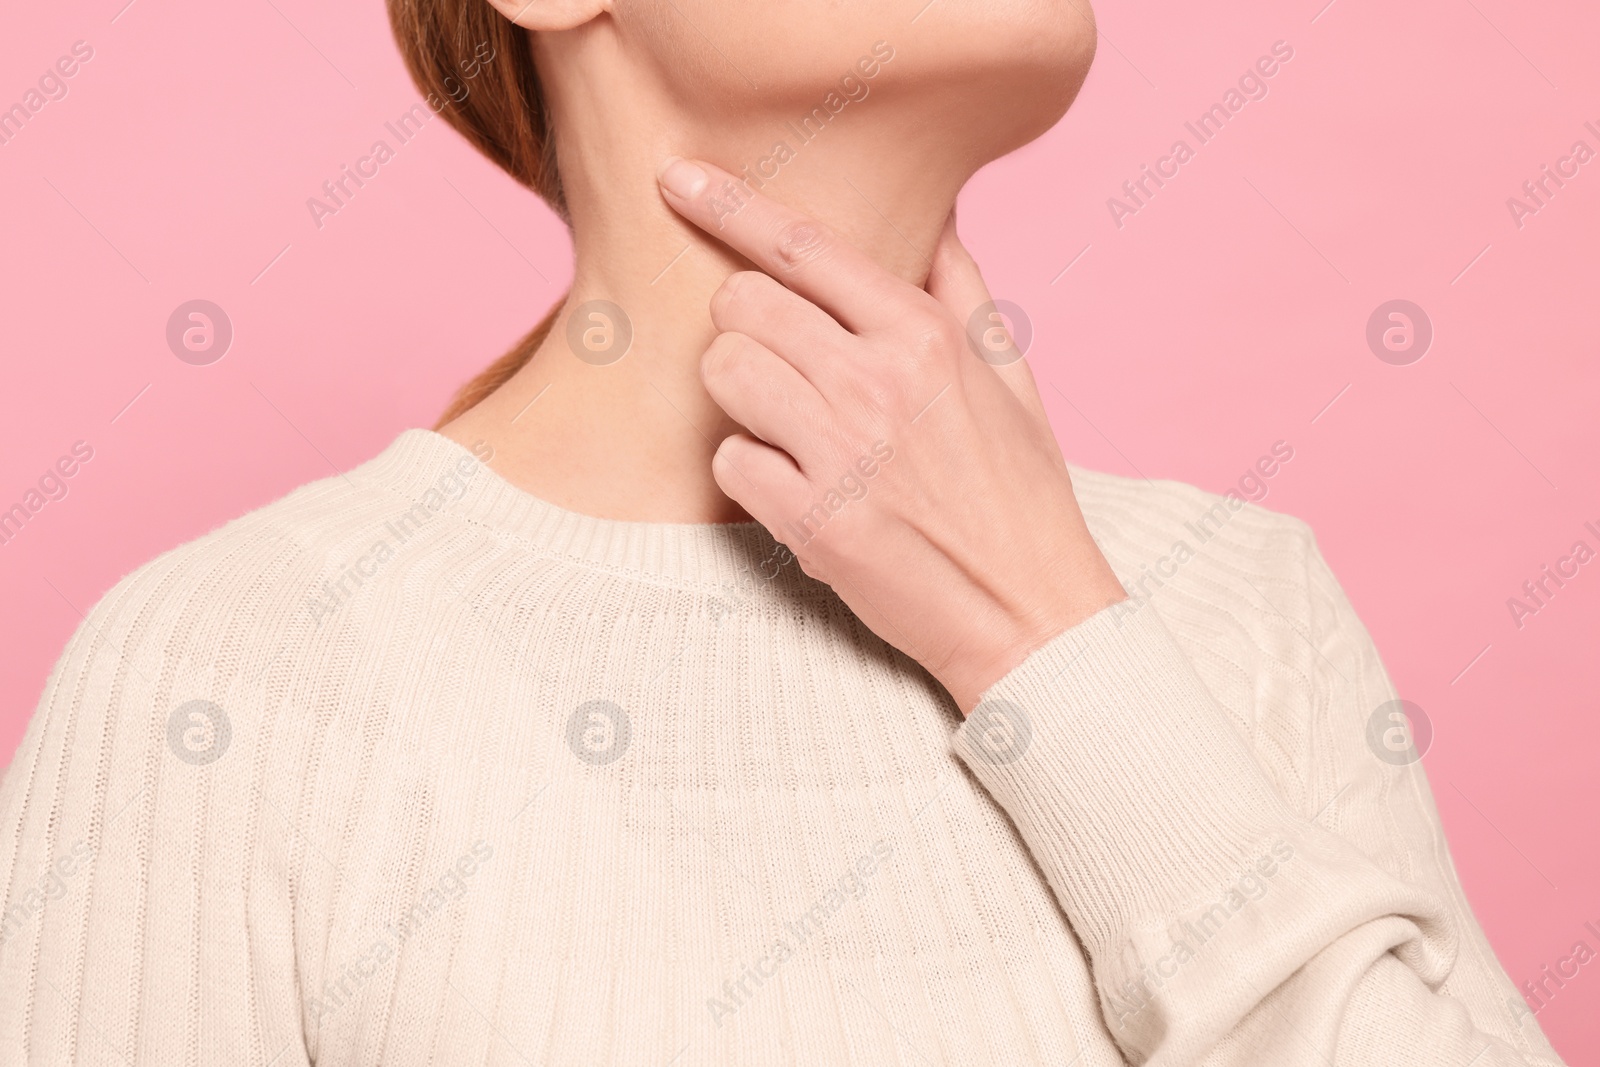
[386, 0, 568, 426]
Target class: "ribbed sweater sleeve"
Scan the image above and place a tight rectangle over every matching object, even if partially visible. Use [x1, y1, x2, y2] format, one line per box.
[953, 572, 1563, 1066]
[0, 559, 305, 1065]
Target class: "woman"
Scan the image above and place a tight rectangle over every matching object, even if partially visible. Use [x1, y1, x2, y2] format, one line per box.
[0, 0, 1564, 1063]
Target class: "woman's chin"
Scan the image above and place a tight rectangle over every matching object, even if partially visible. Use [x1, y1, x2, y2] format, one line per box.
[906, 34, 1096, 167]
[998, 5, 1098, 122]
[905, 3, 1097, 149]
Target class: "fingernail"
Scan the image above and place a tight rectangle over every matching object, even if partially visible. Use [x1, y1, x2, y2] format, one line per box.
[657, 156, 708, 199]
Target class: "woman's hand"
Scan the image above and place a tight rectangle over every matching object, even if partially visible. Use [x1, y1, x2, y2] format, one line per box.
[658, 157, 1127, 712]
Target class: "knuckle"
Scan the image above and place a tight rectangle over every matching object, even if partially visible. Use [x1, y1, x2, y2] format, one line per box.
[714, 433, 742, 464]
[849, 365, 910, 420]
[933, 233, 976, 277]
[794, 551, 826, 582]
[909, 313, 963, 360]
[773, 219, 827, 273]
[701, 331, 751, 381]
[711, 271, 770, 328]
[855, 372, 898, 412]
[863, 380, 907, 420]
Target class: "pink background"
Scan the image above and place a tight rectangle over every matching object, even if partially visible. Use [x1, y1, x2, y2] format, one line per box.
[2, 0, 1596, 1056]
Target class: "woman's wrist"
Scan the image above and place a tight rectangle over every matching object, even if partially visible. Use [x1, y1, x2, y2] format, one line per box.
[942, 551, 1129, 714]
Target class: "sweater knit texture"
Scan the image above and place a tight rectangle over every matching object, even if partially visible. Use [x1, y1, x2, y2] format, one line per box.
[0, 429, 1565, 1066]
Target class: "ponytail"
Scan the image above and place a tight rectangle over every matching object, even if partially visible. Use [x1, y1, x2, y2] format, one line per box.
[386, 0, 569, 425]
[433, 298, 564, 428]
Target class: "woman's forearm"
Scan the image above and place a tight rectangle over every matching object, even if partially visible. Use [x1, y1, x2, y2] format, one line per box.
[954, 579, 1556, 1065]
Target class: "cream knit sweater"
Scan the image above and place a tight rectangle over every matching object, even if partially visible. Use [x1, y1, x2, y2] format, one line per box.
[0, 429, 1564, 1066]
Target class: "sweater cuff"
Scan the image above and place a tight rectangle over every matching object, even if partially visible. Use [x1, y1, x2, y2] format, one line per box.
[951, 599, 1304, 958]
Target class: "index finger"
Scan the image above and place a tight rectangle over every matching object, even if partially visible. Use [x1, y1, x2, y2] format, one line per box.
[657, 156, 916, 335]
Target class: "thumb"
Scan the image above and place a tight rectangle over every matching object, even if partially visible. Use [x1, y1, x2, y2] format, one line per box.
[926, 210, 1051, 428]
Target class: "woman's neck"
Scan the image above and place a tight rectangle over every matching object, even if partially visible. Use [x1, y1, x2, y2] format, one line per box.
[442, 37, 971, 523]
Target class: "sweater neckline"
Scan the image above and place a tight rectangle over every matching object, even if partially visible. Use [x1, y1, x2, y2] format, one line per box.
[358, 428, 814, 596]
